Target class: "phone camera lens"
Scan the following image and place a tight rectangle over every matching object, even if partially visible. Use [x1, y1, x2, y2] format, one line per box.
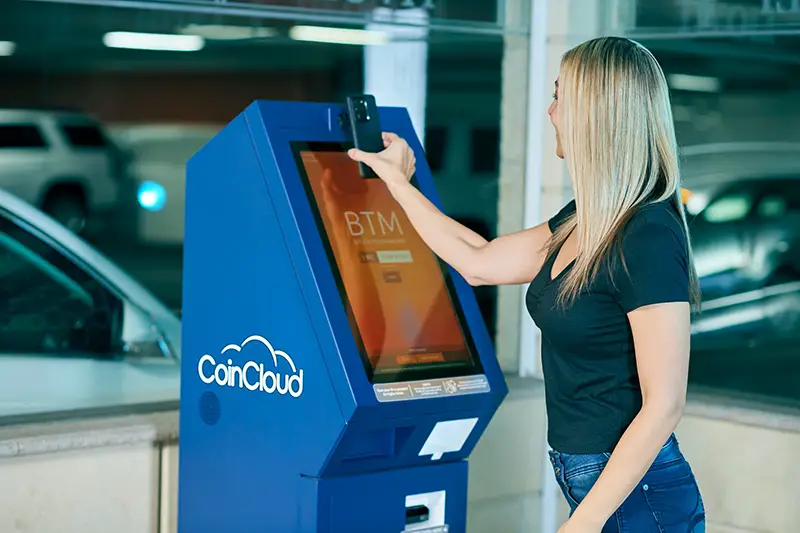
[355, 99, 370, 122]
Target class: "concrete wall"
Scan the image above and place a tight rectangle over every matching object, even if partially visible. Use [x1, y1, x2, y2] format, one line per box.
[0, 443, 160, 533]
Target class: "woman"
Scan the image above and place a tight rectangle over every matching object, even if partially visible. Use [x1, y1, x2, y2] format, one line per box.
[348, 36, 705, 533]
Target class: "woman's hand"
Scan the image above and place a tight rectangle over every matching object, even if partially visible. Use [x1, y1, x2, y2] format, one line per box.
[347, 132, 416, 189]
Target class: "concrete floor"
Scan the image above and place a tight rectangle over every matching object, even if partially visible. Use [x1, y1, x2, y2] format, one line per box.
[468, 492, 547, 533]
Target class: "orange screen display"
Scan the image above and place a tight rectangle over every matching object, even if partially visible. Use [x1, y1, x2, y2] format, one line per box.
[296, 146, 477, 381]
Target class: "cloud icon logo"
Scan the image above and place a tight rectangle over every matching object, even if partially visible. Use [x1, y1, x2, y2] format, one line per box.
[197, 335, 303, 398]
[221, 335, 297, 373]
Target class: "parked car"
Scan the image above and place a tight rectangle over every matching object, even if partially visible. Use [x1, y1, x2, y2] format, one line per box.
[108, 123, 219, 244]
[0, 108, 133, 236]
[687, 175, 800, 350]
[0, 188, 180, 421]
[680, 142, 800, 214]
[689, 176, 800, 292]
[691, 280, 800, 353]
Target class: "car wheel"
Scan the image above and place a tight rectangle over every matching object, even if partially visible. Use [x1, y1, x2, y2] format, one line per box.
[43, 191, 88, 234]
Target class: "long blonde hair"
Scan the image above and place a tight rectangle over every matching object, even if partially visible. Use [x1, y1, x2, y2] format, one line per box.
[549, 36, 701, 309]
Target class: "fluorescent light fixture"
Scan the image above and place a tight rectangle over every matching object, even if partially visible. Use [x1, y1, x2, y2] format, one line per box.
[179, 24, 277, 41]
[0, 41, 16, 56]
[667, 74, 722, 93]
[289, 25, 389, 46]
[103, 31, 204, 52]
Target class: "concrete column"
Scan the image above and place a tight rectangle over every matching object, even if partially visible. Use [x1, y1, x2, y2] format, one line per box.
[603, 0, 638, 34]
[511, 0, 603, 378]
[493, 0, 535, 373]
[494, 0, 595, 374]
[518, 3, 604, 533]
[364, 8, 429, 143]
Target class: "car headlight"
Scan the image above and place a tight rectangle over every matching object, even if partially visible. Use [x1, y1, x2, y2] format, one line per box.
[138, 181, 167, 211]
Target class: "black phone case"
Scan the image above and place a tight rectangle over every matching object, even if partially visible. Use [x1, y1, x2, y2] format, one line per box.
[346, 95, 384, 178]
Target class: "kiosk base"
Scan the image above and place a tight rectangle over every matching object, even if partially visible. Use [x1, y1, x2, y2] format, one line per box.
[300, 461, 468, 533]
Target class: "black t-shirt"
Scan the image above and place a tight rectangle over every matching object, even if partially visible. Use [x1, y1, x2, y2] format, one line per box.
[526, 199, 690, 454]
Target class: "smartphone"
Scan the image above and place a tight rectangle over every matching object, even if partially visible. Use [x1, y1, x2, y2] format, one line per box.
[346, 94, 384, 178]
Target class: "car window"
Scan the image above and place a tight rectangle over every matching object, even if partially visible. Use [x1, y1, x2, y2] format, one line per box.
[59, 123, 108, 149]
[0, 124, 48, 149]
[424, 126, 447, 173]
[0, 214, 122, 356]
[757, 180, 800, 218]
[470, 127, 500, 174]
[757, 196, 786, 219]
[702, 193, 753, 223]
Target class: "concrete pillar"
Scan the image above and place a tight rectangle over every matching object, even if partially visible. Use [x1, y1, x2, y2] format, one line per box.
[495, 0, 604, 374]
[516, 3, 605, 532]
[364, 8, 429, 143]
[493, 0, 533, 373]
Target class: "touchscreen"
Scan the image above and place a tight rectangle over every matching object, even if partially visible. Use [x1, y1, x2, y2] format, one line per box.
[292, 142, 482, 383]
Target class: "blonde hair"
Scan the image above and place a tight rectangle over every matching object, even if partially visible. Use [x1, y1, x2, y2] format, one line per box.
[549, 36, 701, 309]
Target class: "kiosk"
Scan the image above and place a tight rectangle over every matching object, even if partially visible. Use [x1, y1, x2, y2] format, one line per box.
[178, 100, 508, 533]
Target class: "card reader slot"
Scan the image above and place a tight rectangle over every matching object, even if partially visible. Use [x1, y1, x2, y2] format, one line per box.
[405, 504, 430, 525]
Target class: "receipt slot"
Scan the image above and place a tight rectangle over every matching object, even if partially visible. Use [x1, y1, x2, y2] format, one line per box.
[178, 101, 508, 533]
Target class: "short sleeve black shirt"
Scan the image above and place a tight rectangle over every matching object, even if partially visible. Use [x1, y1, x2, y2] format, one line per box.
[526, 199, 690, 454]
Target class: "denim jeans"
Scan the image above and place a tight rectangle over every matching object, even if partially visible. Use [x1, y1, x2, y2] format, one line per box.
[548, 434, 706, 532]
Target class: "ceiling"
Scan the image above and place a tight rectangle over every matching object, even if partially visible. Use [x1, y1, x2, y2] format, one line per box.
[2, 0, 800, 92]
[630, 0, 800, 90]
[633, 0, 800, 32]
[0, 0, 505, 71]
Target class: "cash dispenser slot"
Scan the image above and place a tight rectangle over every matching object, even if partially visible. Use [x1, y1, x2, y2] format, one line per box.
[339, 427, 416, 462]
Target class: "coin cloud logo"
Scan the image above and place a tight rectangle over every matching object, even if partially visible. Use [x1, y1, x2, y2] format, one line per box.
[197, 335, 303, 398]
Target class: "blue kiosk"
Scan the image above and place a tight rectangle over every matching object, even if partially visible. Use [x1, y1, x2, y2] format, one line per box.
[178, 100, 508, 533]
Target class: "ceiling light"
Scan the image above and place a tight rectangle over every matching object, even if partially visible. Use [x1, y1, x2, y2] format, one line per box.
[0, 41, 16, 56]
[667, 74, 721, 93]
[103, 31, 204, 52]
[178, 24, 277, 41]
[289, 26, 389, 46]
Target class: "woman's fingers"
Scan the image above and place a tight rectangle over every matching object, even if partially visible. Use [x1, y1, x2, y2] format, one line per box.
[347, 148, 375, 165]
[382, 132, 400, 147]
[348, 135, 416, 184]
[348, 148, 390, 174]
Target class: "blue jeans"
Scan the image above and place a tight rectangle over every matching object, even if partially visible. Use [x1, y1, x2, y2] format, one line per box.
[548, 434, 706, 532]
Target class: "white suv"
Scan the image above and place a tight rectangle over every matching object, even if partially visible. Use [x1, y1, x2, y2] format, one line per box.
[0, 108, 127, 234]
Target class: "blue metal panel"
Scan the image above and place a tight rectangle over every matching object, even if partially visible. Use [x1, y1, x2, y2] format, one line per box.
[245, 102, 360, 422]
[178, 113, 347, 533]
